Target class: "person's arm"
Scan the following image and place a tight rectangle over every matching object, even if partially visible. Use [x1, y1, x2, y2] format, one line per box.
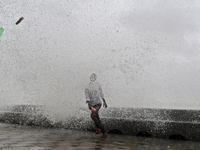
[99, 84, 107, 108]
[102, 98, 107, 108]
[85, 88, 91, 109]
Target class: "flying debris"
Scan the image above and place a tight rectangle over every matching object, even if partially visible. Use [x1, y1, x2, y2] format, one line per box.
[0, 28, 4, 36]
[16, 17, 24, 25]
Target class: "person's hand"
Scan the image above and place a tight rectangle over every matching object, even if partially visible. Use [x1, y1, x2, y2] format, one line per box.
[103, 102, 107, 108]
[102, 98, 107, 108]
[88, 103, 92, 110]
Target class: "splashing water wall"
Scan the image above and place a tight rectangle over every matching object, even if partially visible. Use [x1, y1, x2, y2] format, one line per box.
[1, 0, 200, 122]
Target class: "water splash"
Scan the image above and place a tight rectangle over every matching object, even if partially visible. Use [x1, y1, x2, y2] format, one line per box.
[1, 0, 200, 124]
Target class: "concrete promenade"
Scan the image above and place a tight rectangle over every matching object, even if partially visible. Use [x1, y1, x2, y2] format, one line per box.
[1, 105, 200, 149]
[1, 105, 200, 141]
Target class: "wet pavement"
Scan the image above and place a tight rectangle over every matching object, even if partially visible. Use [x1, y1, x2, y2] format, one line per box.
[0, 123, 200, 150]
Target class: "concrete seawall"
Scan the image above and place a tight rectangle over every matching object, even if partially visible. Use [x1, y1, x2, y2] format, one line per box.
[0, 105, 200, 141]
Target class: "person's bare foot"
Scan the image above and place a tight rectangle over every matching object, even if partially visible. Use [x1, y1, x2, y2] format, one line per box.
[95, 128, 101, 134]
[101, 131, 107, 138]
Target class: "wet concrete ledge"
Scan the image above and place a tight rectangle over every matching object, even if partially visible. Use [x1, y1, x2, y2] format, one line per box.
[0, 105, 200, 141]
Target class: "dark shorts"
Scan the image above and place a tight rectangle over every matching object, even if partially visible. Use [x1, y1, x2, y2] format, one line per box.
[93, 104, 102, 111]
[90, 103, 105, 133]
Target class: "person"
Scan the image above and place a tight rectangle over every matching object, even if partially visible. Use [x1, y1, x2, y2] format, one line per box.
[85, 73, 108, 138]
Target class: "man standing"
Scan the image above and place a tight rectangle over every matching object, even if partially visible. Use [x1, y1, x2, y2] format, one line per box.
[85, 73, 108, 138]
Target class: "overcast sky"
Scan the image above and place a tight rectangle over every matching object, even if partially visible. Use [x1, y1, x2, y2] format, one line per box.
[1, 0, 200, 115]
